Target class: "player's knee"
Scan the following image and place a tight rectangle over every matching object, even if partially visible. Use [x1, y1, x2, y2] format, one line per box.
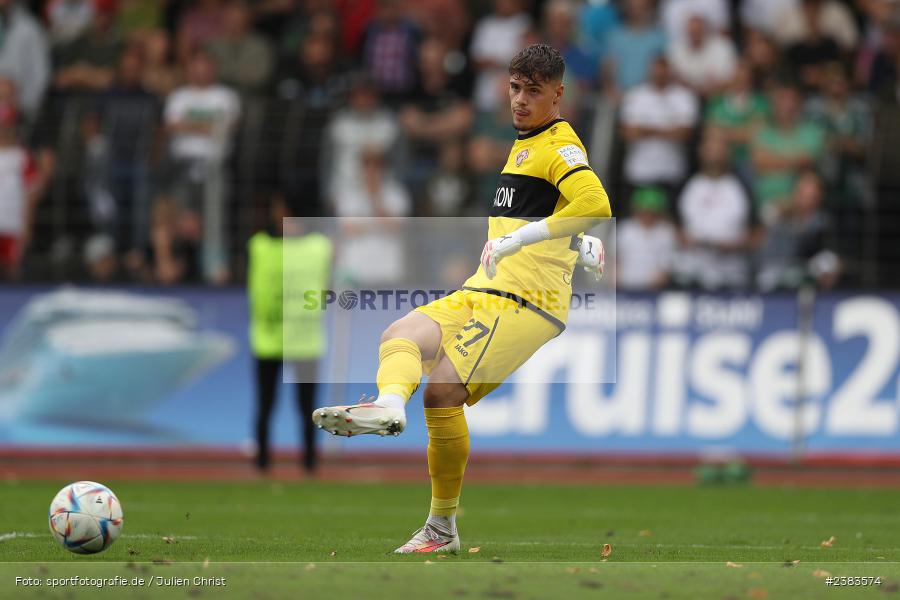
[380, 320, 404, 345]
[423, 382, 467, 408]
[380, 314, 440, 360]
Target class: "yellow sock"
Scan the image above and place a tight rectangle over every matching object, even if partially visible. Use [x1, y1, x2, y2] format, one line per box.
[375, 338, 422, 403]
[425, 406, 469, 517]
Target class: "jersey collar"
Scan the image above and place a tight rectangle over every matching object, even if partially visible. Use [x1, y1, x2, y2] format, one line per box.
[516, 118, 566, 140]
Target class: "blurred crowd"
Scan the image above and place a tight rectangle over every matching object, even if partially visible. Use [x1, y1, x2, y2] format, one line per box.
[0, 0, 898, 290]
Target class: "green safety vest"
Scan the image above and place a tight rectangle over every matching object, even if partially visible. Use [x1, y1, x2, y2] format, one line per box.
[247, 231, 332, 360]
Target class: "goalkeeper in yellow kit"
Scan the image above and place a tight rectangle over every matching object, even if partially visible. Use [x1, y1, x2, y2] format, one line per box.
[313, 44, 612, 553]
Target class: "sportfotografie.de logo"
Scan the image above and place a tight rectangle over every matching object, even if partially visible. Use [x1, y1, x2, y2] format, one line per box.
[291, 289, 598, 312]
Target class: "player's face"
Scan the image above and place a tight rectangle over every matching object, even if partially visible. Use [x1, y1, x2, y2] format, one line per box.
[509, 74, 563, 132]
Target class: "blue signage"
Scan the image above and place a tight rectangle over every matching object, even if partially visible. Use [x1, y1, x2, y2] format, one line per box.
[0, 288, 898, 455]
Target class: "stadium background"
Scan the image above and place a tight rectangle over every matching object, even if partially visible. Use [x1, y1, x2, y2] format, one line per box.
[1, 0, 900, 484]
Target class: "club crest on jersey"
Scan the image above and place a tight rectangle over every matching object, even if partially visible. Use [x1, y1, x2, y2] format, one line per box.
[515, 149, 529, 167]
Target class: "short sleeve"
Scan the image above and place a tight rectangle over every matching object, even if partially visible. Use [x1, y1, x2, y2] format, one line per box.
[674, 89, 699, 126]
[620, 90, 644, 125]
[677, 178, 699, 225]
[469, 20, 492, 60]
[163, 90, 183, 124]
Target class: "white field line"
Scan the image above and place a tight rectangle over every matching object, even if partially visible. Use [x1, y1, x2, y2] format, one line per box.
[0, 532, 40, 542]
[473, 540, 899, 553]
[5, 531, 895, 556]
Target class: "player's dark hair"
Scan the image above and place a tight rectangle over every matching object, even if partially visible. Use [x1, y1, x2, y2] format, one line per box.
[508, 44, 565, 85]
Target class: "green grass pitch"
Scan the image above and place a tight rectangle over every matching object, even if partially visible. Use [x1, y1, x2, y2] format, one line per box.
[2, 479, 899, 599]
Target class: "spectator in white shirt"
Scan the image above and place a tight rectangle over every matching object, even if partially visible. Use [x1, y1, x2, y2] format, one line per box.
[616, 186, 677, 290]
[669, 14, 737, 97]
[0, 96, 36, 280]
[334, 147, 411, 285]
[620, 56, 699, 191]
[739, 0, 798, 35]
[325, 76, 399, 206]
[46, 0, 94, 46]
[469, 0, 532, 112]
[0, 1, 50, 120]
[165, 51, 240, 163]
[773, 0, 858, 52]
[164, 50, 240, 284]
[676, 132, 754, 289]
[660, 0, 730, 44]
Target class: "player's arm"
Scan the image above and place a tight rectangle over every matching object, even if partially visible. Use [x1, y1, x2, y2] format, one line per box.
[542, 170, 611, 280]
[544, 167, 611, 237]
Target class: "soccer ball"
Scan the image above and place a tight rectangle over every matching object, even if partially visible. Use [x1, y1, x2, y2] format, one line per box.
[48, 481, 123, 554]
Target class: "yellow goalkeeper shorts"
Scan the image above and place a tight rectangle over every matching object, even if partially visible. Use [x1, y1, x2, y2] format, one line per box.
[415, 288, 562, 405]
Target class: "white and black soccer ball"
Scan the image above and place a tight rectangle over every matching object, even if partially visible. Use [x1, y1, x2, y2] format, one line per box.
[48, 481, 123, 554]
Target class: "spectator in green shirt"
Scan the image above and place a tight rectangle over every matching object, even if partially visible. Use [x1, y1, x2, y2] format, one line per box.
[751, 81, 825, 222]
[705, 61, 770, 173]
[803, 63, 872, 209]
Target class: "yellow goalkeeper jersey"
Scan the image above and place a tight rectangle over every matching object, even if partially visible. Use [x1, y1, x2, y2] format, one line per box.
[462, 118, 607, 329]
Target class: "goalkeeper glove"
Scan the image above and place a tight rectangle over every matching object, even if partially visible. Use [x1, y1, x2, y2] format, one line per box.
[480, 221, 550, 279]
[577, 234, 605, 281]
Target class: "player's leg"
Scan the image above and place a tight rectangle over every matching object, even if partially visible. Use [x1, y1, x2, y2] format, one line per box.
[372, 311, 443, 409]
[394, 357, 467, 554]
[312, 311, 444, 437]
[394, 292, 561, 552]
[294, 360, 317, 473]
[254, 357, 280, 471]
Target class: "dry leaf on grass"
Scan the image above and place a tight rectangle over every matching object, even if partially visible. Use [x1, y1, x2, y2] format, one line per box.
[162, 537, 177, 544]
[601, 544, 612, 558]
[468, 547, 481, 554]
[820, 536, 836, 548]
[638, 530, 652, 537]
[329, 551, 337, 557]
[748, 588, 768, 599]
[812, 569, 832, 578]
[726, 561, 743, 568]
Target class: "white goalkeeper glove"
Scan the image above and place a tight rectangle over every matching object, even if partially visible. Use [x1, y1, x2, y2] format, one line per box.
[480, 233, 521, 279]
[577, 234, 605, 281]
[480, 221, 550, 279]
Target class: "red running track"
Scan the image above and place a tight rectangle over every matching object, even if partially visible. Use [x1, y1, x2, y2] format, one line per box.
[3, 448, 900, 487]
